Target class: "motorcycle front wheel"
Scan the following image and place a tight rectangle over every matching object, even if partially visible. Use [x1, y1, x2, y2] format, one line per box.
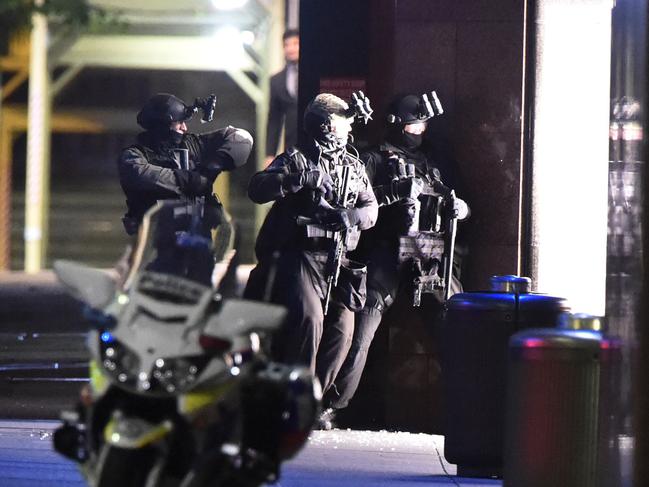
[95, 445, 161, 487]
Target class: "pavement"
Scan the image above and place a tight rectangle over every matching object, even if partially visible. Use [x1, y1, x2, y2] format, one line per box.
[0, 420, 502, 487]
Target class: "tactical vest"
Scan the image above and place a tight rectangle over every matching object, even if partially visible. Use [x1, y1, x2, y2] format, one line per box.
[290, 146, 366, 250]
[379, 147, 444, 233]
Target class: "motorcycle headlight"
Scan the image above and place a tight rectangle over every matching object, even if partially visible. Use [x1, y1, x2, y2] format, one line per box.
[150, 356, 210, 394]
[99, 332, 140, 388]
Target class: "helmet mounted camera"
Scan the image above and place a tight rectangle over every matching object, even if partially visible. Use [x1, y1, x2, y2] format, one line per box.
[386, 91, 444, 125]
[137, 93, 218, 130]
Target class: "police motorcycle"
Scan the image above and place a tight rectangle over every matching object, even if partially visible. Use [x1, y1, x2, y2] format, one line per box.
[53, 200, 320, 487]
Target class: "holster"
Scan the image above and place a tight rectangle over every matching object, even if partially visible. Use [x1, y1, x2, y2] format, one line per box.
[334, 258, 367, 312]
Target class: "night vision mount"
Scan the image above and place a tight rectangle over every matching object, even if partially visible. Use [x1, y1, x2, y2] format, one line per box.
[186, 94, 217, 123]
[387, 91, 444, 124]
[345, 91, 373, 125]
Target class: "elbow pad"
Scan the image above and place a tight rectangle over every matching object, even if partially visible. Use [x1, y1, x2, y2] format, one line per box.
[222, 127, 253, 169]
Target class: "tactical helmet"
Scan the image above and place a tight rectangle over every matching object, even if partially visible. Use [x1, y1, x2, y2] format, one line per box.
[303, 93, 352, 142]
[137, 93, 194, 130]
[386, 93, 441, 125]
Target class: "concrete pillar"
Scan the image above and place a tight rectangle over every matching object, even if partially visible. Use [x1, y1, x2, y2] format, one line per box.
[0, 94, 11, 270]
[24, 6, 51, 272]
[530, 0, 612, 314]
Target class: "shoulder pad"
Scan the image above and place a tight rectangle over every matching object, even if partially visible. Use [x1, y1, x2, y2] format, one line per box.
[123, 144, 150, 158]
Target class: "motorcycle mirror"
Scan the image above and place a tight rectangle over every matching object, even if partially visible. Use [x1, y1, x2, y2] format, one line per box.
[202, 299, 288, 337]
[54, 260, 117, 310]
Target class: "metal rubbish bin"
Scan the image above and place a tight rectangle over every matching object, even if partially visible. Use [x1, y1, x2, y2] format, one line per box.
[503, 314, 622, 487]
[442, 275, 569, 478]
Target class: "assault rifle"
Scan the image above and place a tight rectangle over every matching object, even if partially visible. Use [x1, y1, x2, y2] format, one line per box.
[322, 164, 353, 315]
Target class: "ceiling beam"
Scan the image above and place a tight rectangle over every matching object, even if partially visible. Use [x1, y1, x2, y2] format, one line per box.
[3, 104, 136, 132]
[1, 71, 28, 101]
[57, 35, 256, 71]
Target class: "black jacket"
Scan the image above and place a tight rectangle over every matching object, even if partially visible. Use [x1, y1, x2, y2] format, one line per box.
[266, 66, 299, 156]
[118, 126, 252, 234]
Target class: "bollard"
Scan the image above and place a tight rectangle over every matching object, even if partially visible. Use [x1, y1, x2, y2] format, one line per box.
[442, 275, 568, 478]
[503, 314, 622, 487]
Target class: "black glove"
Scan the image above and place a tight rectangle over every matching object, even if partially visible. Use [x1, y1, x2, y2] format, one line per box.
[395, 198, 418, 233]
[316, 172, 334, 200]
[393, 177, 424, 200]
[282, 170, 334, 196]
[301, 170, 322, 188]
[315, 208, 360, 231]
[175, 170, 212, 196]
[282, 172, 304, 194]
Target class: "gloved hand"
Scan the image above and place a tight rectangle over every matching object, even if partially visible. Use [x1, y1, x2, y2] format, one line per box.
[304, 170, 335, 201]
[282, 170, 334, 196]
[302, 169, 323, 189]
[452, 198, 470, 220]
[396, 198, 418, 233]
[282, 172, 305, 194]
[175, 170, 212, 196]
[315, 208, 360, 231]
[393, 177, 424, 201]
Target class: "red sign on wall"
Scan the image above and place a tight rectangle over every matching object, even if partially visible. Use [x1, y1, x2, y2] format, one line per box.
[319, 78, 367, 100]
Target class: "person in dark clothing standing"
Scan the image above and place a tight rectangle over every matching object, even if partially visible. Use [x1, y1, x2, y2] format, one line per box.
[324, 93, 470, 419]
[265, 29, 299, 167]
[118, 93, 253, 235]
[245, 93, 378, 402]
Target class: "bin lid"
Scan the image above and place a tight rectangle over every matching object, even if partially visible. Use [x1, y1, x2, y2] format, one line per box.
[510, 328, 602, 350]
[558, 313, 606, 332]
[490, 275, 531, 293]
[518, 293, 570, 313]
[447, 290, 567, 313]
[446, 291, 516, 311]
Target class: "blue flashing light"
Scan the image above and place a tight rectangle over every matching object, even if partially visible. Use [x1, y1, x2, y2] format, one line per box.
[100, 332, 115, 344]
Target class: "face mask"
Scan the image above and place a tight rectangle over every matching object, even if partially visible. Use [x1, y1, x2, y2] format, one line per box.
[399, 131, 423, 149]
[167, 129, 184, 146]
[150, 126, 184, 146]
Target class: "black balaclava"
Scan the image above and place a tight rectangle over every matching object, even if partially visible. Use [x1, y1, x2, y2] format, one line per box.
[137, 93, 191, 147]
[387, 125, 423, 151]
[304, 93, 352, 152]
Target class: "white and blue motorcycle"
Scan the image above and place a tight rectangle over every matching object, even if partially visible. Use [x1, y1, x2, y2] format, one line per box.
[53, 200, 320, 487]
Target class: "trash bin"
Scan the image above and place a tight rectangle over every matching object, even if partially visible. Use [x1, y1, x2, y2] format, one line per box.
[503, 314, 622, 487]
[442, 275, 569, 478]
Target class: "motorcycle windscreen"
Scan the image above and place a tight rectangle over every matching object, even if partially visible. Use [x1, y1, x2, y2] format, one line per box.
[124, 200, 235, 288]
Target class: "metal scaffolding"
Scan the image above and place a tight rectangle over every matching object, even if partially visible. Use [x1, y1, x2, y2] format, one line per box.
[0, 0, 283, 271]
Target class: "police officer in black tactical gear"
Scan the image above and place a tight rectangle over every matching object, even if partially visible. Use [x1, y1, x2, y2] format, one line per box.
[325, 93, 469, 417]
[118, 93, 253, 235]
[245, 93, 378, 404]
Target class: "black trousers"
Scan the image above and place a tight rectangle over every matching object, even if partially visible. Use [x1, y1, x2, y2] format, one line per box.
[245, 250, 354, 395]
[327, 244, 400, 410]
[327, 299, 384, 409]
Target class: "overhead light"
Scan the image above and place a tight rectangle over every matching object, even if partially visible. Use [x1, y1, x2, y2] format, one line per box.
[212, 26, 245, 67]
[211, 0, 249, 10]
[240, 30, 255, 45]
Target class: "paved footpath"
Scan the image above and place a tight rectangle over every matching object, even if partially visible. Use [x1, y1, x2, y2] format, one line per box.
[0, 420, 502, 487]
